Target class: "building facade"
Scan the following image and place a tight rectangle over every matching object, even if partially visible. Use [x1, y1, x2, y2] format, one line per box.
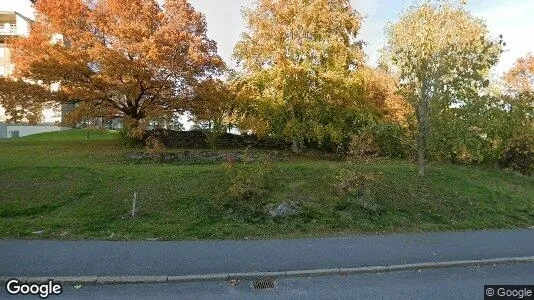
[0, 0, 33, 77]
[0, 0, 67, 138]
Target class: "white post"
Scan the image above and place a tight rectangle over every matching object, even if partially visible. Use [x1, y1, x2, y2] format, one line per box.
[131, 192, 137, 218]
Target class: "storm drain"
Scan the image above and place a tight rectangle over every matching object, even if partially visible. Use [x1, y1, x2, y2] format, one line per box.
[252, 278, 275, 290]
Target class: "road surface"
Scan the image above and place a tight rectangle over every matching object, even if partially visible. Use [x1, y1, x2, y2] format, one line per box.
[1, 229, 533, 277]
[2, 263, 532, 299]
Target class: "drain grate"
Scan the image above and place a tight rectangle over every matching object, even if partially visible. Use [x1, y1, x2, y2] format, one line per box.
[252, 278, 275, 290]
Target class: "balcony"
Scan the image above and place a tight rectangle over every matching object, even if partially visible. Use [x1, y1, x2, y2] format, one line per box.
[0, 23, 16, 35]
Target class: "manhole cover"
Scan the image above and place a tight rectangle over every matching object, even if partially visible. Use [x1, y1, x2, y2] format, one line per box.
[252, 278, 275, 290]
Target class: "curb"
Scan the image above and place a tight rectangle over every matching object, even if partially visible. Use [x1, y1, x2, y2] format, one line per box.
[2, 256, 533, 285]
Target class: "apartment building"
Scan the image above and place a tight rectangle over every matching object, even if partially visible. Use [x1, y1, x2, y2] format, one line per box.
[0, 0, 33, 77]
[0, 0, 66, 138]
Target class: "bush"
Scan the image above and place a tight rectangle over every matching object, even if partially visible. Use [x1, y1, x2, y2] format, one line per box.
[373, 122, 409, 158]
[332, 168, 383, 213]
[145, 136, 166, 156]
[499, 135, 534, 176]
[348, 132, 379, 159]
[348, 122, 409, 160]
[119, 127, 143, 146]
[215, 158, 276, 218]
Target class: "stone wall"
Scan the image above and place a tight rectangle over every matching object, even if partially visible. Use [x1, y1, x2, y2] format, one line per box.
[146, 129, 289, 150]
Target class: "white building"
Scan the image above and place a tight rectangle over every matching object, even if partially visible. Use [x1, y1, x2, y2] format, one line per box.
[0, 0, 65, 138]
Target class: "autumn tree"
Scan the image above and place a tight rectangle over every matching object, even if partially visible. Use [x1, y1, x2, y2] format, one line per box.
[234, 0, 366, 152]
[499, 54, 534, 175]
[503, 54, 534, 124]
[505, 53, 534, 93]
[7, 0, 224, 137]
[188, 78, 235, 133]
[385, 0, 503, 176]
[499, 55, 533, 140]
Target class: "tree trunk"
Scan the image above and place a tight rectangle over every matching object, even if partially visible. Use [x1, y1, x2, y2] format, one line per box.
[417, 81, 430, 177]
[291, 137, 302, 153]
[417, 131, 425, 176]
[290, 104, 302, 154]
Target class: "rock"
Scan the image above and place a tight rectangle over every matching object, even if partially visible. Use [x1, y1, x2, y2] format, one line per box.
[126, 153, 145, 160]
[32, 230, 44, 235]
[268, 202, 300, 218]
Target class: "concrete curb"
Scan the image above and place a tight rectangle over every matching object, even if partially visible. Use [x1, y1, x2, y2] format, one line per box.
[2, 256, 533, 285]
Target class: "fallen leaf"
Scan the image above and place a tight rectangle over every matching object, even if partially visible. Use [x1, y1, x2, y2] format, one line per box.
[229, 279, 239, 286]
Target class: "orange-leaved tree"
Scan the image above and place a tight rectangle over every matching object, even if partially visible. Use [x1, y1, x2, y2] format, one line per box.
[505, 53, 534, 94]
[8, 0, 224, 136]
[503, 54, 534, 126]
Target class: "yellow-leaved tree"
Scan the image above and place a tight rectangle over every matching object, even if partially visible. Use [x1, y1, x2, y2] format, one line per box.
[234, 0, 367, 152]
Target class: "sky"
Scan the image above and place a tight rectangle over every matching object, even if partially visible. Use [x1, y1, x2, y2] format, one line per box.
[0, 0, 34, 18]
[188, 0, 534, 76]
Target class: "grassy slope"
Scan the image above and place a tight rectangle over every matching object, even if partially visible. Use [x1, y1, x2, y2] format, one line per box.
[0, 129, 533, 240]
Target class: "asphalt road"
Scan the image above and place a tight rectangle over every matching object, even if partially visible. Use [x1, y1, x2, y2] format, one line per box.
[3, 263, 532, 299]
[1, 229, 533, 277]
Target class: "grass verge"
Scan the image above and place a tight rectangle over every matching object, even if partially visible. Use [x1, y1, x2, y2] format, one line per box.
[0, 129, 532, 240]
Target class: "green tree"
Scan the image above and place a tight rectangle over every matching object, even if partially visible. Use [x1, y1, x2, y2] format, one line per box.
[385, 0, 503, 175]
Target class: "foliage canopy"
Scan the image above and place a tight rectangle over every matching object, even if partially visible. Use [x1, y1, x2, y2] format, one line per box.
[6, 0, 224, 135]
[385, 0, 503, 175]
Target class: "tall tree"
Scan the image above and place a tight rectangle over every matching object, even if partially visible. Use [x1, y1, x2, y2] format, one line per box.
[234, 0, 365, 152]
[503, 54, 534, 131]
[7, 0, 224, 136]
[502, 54, 534, 173]
[385, 0, 503, 176]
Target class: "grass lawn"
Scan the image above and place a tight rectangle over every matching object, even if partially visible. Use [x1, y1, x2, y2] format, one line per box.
[0, 129, 533, 240]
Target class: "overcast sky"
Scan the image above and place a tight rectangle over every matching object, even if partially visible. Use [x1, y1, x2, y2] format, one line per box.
[188, 0, 534, 76]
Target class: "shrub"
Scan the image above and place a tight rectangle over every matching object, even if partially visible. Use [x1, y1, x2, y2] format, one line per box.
[348, 122, 409, 160]
[348, 132, 379, 159]
[119, 127, 143, 146]
[373, 122, 409, 158]
[145, 136, 166, 156]
[332, 168, 384, 213]
[499, 134, 534, 176]
[216, 158, 276, 218]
